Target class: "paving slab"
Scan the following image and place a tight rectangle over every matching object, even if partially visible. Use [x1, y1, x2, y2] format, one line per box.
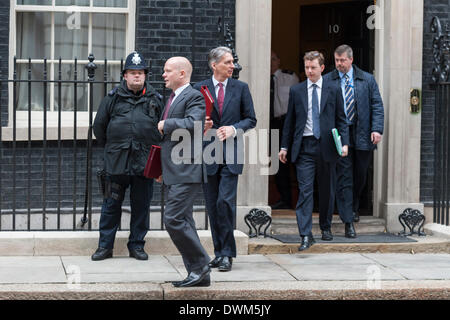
[363, 253, 450, 268]
[61, 256, 181, 283]
[266, 253, 375, 265]
[165, 255, 296, 282]
[280, 263, 405, 281]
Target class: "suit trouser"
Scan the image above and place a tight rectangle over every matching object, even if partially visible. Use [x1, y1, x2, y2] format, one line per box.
[336, 147, 372, 221]
[204, 164, 239, 258]
[294, 137, 336, 236]
[98, 175, 153, 250]
[271, 116, 292, 205]
[164, 183, 210, 273]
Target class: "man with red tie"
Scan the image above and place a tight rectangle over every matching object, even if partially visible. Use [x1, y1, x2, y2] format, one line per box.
[194, 47, 257, 272]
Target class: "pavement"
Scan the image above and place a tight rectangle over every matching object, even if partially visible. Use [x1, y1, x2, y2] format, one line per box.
[0, 252, 450, 300]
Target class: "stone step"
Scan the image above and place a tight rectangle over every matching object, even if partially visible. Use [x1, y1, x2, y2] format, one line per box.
[0, 230, 248, 256]
[248, 233, 450, 254]
[271, 215, 386, 235]
[1, 281, 450, 300]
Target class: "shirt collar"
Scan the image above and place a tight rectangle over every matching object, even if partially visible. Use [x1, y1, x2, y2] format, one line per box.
[307, 76, 323, 89]
[338, 66, 354, 80]
[212, 76, 229, 88]
[174, 83, 190, 97]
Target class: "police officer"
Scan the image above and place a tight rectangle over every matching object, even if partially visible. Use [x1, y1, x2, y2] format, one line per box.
[92, 51, 163, 261]
[270, 51, 299, 210]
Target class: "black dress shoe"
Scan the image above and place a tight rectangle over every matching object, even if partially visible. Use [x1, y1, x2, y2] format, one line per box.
[353, 211, 360, 222]
[91, 247, 113, 261]
[298, 235, 315, 251]
[345, 222, 357, 238]
[208, 256, 223, 268]
[321, 229, 333, 241]
[172, 275, 210, 287]
[129, 247, 148, 260]
[173, 265, 211, 288]
[218, 257, 233, 272]
[271, 201, 291, 210]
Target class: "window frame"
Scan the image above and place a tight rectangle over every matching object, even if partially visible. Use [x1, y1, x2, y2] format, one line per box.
[7, 0, 136, 140]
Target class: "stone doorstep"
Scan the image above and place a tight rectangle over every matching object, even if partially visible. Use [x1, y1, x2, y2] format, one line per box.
[0, 230, 249, 256]
[248, 236, 450, 254]
[1, 281, 450, 300]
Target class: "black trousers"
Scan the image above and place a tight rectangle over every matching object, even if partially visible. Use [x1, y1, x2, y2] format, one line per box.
[294, 137, 336, 236]
[204, 164, 239, 258]
[336, 126, 373, 222]
[164, 183, 210, 273]
[98, 175, 153, 250]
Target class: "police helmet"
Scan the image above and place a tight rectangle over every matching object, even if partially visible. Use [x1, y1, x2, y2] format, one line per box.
[122, 51, 149, 75]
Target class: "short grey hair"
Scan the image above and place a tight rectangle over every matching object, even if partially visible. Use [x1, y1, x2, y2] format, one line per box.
[335, 44, 353, 59]
[208, 46, 232, 69]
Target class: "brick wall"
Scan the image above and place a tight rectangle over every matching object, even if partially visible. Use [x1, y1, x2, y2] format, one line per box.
[0, 0, 236, 223]
[421, 0, 450, 204]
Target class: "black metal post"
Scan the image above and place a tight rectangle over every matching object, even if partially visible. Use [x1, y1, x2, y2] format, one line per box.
[27, 58, 32, 230]
[73, 58, 78, 230]
[84, 54, 97, 230]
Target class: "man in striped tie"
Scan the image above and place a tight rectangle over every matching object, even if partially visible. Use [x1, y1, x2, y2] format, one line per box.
[325, 44, 384, 237]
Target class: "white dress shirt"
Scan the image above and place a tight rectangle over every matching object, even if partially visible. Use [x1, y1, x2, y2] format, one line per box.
[304, 77, 322, 137]
[171, 82, 191, 106]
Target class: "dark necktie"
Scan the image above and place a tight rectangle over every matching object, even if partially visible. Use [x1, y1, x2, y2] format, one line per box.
[312, 84, 320, 139]
[344, 74, 355, 123]
[218, 82, 224, 117]
[162, 92, 175, 120]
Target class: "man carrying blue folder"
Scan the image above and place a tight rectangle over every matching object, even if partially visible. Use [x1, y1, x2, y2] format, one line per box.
[279, 51, 349, 251]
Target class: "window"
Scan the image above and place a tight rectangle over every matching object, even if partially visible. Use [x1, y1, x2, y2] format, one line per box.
[9, 0, 135, 132]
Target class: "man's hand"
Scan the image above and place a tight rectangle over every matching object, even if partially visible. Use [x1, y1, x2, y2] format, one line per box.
[341, 145, 348, 157]
[155, 175, 163, 183]
[371, 132, 382, 145]
[217, 126, 234, 141]
[204, 116, 213, 136]
[158, 120, 165, 135]
[279, 149, 288, 164]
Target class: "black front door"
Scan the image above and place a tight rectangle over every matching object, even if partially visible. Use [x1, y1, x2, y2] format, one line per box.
[299, 0, 374, 75]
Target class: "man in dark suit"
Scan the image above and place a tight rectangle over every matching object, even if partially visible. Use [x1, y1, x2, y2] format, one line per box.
[194, 46, 257, 272]
[279, 51, 349, 251]
[157, 56, 211, 287]
[324, 44, 384, 230]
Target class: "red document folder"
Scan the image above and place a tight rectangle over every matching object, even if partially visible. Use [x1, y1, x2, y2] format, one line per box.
[143, 145, 162, 179]
[200, 85, 214, 117]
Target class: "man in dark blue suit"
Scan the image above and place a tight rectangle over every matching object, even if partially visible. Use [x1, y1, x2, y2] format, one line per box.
[279, 51, 349, 251]
[194, 46, 257, 272]
[324, 45, 384, 229]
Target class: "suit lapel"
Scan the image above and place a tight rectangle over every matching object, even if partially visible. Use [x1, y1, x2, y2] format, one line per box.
[167, 85, 189, 118]
[300, 81, 308, 114]
[222, 78, 234, 114]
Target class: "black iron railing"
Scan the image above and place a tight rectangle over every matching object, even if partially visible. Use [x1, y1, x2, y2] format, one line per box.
[0, 55, 209, 231]
[431, 16, 450, 226]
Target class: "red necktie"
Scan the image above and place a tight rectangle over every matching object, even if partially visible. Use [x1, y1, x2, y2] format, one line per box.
[162, 92, 175, 120]
[218, 82, 224, 117]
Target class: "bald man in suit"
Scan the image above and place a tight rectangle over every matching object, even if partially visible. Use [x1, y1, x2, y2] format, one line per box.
[158, 56, 210, 287]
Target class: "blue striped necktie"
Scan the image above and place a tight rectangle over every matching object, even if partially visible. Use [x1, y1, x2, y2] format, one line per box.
[344, 74, 355, 123]
[312, 84, 320, 139]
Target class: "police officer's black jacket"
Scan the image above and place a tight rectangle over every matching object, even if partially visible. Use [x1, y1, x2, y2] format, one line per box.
[93, 80, 163, 176]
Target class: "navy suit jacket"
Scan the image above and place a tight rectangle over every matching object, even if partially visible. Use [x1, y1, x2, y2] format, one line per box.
[281, 77, 349, 163]
[194, 77, 257, 176]
[324, 65, 384, 151]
